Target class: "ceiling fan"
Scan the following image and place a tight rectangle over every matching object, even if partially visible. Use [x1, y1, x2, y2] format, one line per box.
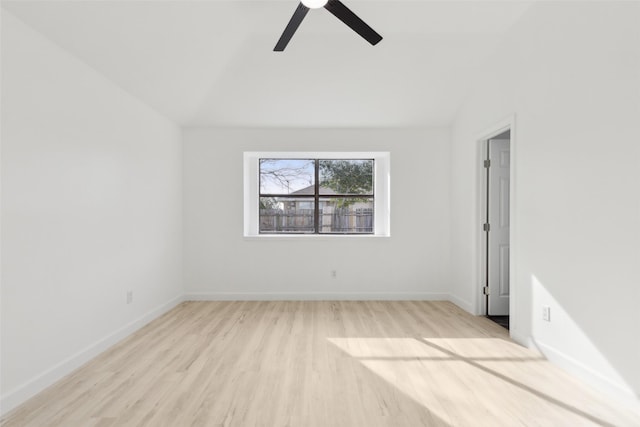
[274, 0, 383, 51]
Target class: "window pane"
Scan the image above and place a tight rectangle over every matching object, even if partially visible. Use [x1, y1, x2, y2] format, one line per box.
[319, 198, 374, 234]
[260, 159, 315, 195]
[259, 197, 315, 233]
[319, 160, 373, 195]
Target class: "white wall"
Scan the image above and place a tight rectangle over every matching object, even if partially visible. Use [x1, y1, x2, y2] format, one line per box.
[1, 12, 183, 413]
[4, 0, 638, 416]
[450, 2, 640, 404]
[183, 128, 451, 300]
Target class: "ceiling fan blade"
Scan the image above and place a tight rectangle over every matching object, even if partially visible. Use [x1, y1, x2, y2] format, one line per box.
[324, 0, 382, 46]
[274, 3, 310, 51]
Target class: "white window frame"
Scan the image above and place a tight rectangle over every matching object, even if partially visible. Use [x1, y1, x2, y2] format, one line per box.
[244, 152, 390, 238]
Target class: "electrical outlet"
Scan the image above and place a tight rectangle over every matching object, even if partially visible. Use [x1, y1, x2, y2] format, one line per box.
[331, 270, 337, 278]
[126, 291, 133, 304]
[542, 306, 550, 322]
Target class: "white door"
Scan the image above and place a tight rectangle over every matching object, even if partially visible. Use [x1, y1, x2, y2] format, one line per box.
[488, 138, 510, 315]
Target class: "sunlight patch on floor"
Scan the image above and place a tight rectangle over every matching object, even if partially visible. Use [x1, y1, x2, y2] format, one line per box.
[328, 336, 636, 426]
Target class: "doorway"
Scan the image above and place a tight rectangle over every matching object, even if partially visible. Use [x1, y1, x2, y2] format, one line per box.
[483, 130, 511, 329]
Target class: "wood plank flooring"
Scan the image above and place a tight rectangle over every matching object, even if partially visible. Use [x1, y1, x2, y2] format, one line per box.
[2, 301, 638, 426]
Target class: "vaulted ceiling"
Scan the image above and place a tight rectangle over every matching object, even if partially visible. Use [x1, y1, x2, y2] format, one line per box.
[2, 1, 533, 127]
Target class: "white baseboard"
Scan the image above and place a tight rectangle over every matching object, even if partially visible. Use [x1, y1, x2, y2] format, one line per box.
[447, 294, 474, 314]
[533, 339, 639, 411]
[185, 291, 449, 301]
[509, 329, 533, 348]
[0, 294, 184, 417]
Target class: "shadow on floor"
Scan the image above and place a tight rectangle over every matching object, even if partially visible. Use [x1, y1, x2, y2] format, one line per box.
[487, 315, 509, 330]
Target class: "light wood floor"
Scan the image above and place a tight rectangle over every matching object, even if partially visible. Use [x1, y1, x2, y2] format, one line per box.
[2, 301, 638, 426]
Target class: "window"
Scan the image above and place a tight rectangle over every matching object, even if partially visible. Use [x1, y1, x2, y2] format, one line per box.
[244, 152, 390, 237]
[259, 159, 374, 234]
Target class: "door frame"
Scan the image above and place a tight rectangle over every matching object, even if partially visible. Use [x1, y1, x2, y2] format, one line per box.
[476, 116, 517, 329]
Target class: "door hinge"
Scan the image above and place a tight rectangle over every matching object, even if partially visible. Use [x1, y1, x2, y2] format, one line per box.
[484, 159, 491, 168]
[483, 223, 490, 232]
[483, 286, 490, 296]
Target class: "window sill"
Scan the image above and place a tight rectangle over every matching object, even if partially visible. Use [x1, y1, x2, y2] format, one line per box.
[243, 234, 390, 241]
[244, 151, 390, 237]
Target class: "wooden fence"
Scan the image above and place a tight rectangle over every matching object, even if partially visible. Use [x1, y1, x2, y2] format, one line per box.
[260, 208, 373, 233]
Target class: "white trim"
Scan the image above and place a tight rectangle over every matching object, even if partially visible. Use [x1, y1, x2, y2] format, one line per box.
[474, 115, 517, 330]
[243, 234, 389, 241]
[0, 294, 185, 417]
[243, 152, 391, 237]
[533, 339, 640, 410]
[185, 292, 448, 301]
[510, 329, 533, 349]
[447, 294, 475, 314]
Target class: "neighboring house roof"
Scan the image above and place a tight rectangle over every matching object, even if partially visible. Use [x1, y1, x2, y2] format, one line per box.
[289, 185, 337, 195]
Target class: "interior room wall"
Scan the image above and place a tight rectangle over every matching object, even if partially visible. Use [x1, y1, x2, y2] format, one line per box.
[183, 127, 451, 300]
[449, 2, 640, 404]
[1, 12, 183, 413]
[3, 0, 638, 417]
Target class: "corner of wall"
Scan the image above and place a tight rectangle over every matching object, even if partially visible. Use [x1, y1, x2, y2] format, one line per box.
[447, 293, 476, 315]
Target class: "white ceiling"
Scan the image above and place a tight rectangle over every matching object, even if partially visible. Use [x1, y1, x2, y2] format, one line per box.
[2, 1, 533, 127]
